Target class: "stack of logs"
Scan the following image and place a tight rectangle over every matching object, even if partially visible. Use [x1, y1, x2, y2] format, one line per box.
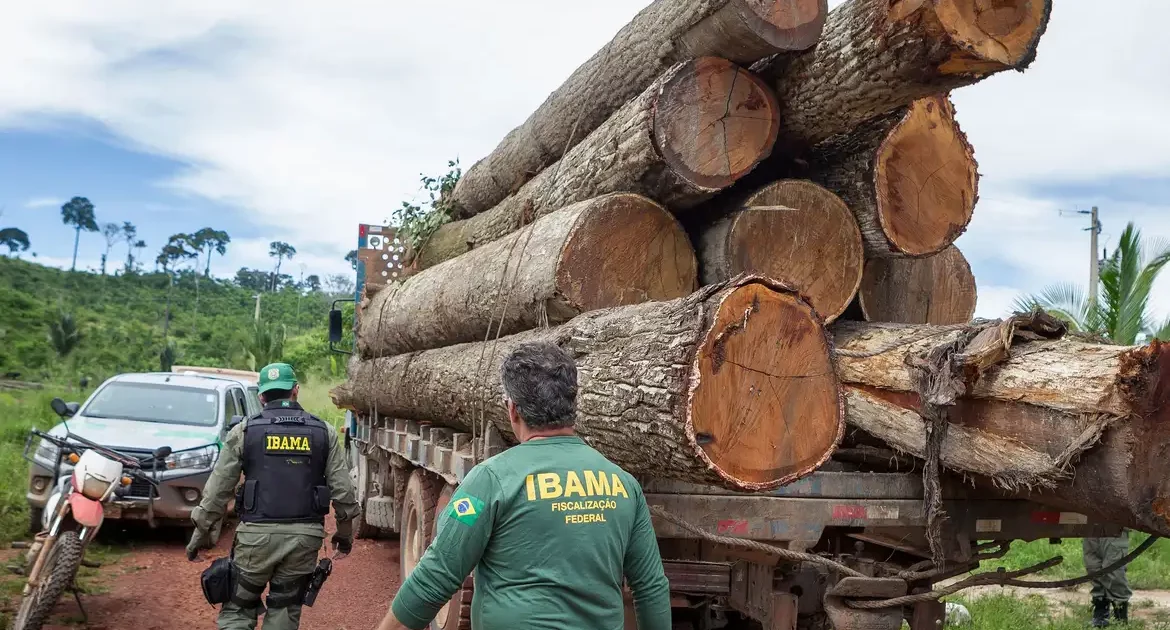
[332, 0, 1170, 537]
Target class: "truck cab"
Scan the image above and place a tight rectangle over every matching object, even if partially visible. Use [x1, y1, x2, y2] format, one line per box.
[26, 370, 261, 531]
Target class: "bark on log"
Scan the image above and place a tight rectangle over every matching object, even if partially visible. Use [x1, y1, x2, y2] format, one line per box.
[696, 180, 862, 322]
[753, 0, 1051, 152]
[334, 277, 844, 490]
[834, 316, 1170, 535]
[357, 193, 697, 358]
[806, 96, 977, 257]
[414, 57, 780, 272]
[857, 245, 976, 325]
[448, 0, 827, 218]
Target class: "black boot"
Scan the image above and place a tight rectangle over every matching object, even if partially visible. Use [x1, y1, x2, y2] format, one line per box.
[1112, 601, 1128, 624]
[1091, 598, 1111, 627]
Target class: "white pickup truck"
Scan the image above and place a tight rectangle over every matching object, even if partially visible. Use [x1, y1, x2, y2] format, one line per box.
[25, 367, 261, 531]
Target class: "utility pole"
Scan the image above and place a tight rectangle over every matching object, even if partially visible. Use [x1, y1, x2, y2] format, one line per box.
[253, 293, 262, 323]
[1083, 206, 1102, 310]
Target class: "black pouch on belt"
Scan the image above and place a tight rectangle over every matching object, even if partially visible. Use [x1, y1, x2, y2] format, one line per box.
[200, 546, 237, 605]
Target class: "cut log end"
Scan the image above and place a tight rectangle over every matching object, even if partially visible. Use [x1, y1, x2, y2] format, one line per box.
[1128, 340, 1170, 532]
[688, 281, 842, 489]
[875, 96, 977, 257]
[655, 57, 780, 191]
[736, 0, 829, 51]
[557, 193, 698, 311]
[935, 0, 1052, 72]
[859, 245, 976, 325]
[733, 180, 863, 322]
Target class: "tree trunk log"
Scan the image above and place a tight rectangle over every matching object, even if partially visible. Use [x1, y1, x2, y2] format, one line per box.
[358, 193, 697, 358]
[414, 57, 780, 272]
[856, 245, 976, 325]
[695, 180, 862, 322]
[805, 96, 977, 258]
[448, 0, 827, 218]
[753, 0, 1051, 152]
[834, 317, 1170, 535]
[334, 277, 844, 490]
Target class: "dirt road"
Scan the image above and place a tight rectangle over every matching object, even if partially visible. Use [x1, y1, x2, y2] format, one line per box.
[20, 517, 402, 630]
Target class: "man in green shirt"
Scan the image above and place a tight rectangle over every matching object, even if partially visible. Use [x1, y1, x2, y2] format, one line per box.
[187, 363, 361, 630]
[376, 342, 671, 630]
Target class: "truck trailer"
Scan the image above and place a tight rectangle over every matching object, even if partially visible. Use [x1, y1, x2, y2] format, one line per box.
[330, 224, 1121, 630]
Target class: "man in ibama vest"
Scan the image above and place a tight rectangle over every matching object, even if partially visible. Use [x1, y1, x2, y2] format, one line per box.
[188, 362, 360, 629]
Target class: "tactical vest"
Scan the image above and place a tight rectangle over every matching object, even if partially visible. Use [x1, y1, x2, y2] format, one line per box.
[237, 405, 330, 524]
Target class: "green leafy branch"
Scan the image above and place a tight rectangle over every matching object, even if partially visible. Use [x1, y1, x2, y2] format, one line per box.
[392, 159, 461, 254]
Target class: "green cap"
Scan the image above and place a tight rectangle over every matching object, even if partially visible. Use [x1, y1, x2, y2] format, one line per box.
[259, 363, 297, 393]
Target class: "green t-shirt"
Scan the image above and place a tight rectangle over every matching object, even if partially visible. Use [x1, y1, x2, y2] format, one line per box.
[391, 435, 671, 630]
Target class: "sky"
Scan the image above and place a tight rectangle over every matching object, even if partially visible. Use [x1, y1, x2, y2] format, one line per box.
[1, 0, 1168, 327]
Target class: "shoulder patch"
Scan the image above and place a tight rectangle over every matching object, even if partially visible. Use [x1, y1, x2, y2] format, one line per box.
[450, 495, 485, 526]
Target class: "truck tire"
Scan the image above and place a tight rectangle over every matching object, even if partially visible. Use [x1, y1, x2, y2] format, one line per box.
[353, 451, 381, 539]
[400, 469, 441, 580]
[431, 484, 474, 630]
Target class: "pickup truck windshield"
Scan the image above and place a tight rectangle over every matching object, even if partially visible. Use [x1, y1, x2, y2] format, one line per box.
[82, 382, 219, 427]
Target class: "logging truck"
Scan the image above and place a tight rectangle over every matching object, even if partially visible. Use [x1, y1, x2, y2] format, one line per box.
[329, 224, 1123, 630]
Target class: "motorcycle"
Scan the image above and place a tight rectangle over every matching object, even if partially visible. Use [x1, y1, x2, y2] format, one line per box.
[14, 400, 171, 630]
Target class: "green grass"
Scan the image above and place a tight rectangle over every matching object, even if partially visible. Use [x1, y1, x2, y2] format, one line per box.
[298, 376, 347, 427]
[946, 593, 1170, 629]
[0, 387, 86, 544]
[979, 535, 1170, 590]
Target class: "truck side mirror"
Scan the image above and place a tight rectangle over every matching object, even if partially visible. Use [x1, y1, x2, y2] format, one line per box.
[328, 309, 344, 343]
[153, 446, 173, 460]
[51, 398, 78, 419]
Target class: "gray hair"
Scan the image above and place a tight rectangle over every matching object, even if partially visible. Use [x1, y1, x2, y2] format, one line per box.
[500, 342, 577, 430]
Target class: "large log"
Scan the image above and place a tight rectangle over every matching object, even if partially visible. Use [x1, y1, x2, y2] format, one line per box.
[856, 245, 976, 325]
[805, 96, 977, 258]
[696, 180, 862, 322]
[414, 57, 780, 271]
[358, 193, 697, 358]
[834, 317, 1170, 535]
[448, 0, 827, 218]
[753, 0, 1051, 152]
[334, 278, 844, 491]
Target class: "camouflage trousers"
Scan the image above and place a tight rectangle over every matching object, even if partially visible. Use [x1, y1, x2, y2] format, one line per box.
[1083, 532, 1132, 603]
[218, 531, 323, 630]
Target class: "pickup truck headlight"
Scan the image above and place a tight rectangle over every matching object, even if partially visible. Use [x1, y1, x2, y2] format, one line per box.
[165, 445, 219, 471]
[34, 438, 60, 464]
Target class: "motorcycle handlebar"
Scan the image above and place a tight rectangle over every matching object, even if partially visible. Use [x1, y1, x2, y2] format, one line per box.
[30, 428, 159, 470]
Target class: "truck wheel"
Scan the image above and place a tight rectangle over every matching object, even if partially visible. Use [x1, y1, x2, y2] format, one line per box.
[400, 470, 440, 580]
[431, 484, 473, 630]
[354, 452, 380, 539]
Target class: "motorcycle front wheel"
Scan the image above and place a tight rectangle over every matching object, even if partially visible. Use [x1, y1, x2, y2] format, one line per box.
[13, 530, 83, 630]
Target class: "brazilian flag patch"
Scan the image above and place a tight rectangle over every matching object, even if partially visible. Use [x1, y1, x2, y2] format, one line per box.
[450, 495, 485, 526]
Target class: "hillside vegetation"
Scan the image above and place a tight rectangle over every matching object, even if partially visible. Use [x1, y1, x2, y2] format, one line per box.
[0, 256, 351, 384]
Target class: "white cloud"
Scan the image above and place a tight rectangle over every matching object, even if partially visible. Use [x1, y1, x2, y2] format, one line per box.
[974, 285, 1023, 321]
[2, 1, 1169, 326]
[22, 197, 63, 209]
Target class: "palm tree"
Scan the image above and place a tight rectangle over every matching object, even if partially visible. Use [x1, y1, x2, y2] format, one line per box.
[268, 241, 296, 291]
[242, 321, 286, 370]
[1015, 222, 1170, 345]
[48, 311, 82, 357]
[60, 197, 98, 271]
[1153, 318, 1170, 343]
[132, 239, 147, 271]
[1, 227, 30, 255]
[190, 227, 231, 277]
